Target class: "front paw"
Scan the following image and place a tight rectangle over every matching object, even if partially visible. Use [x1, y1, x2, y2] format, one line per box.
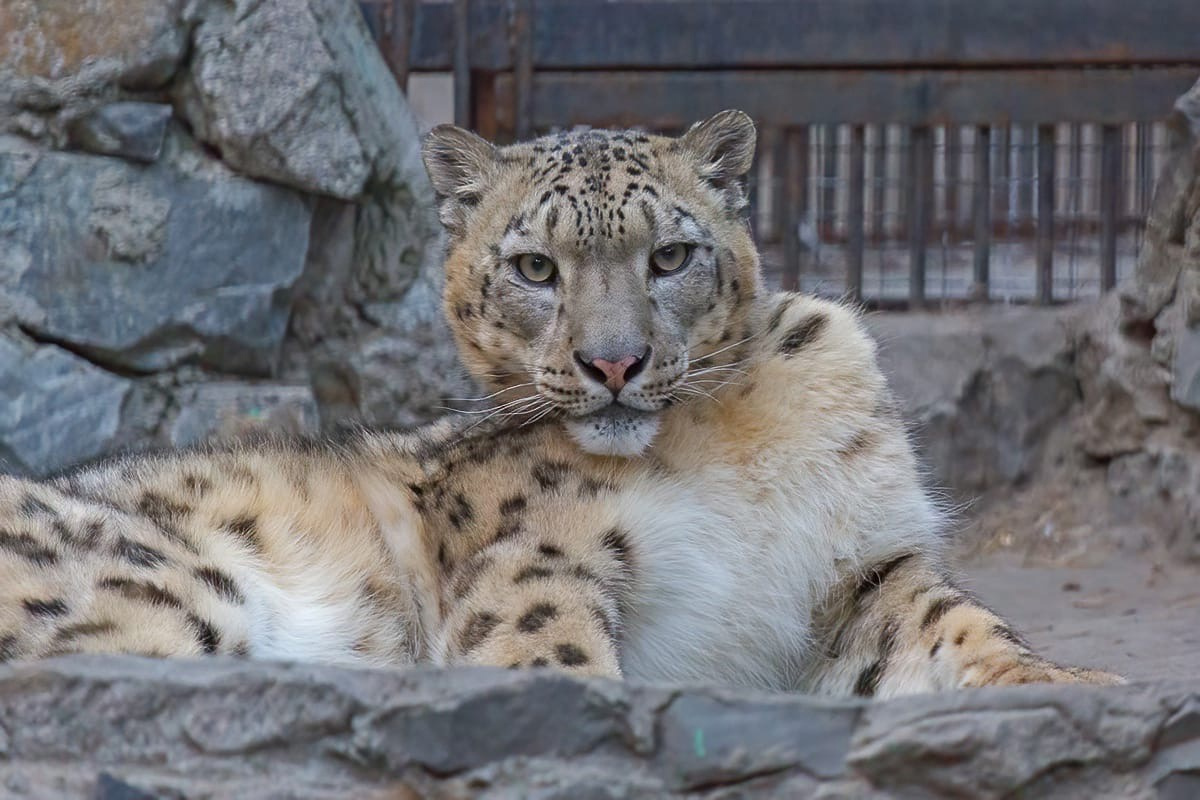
[965, 657, 1125, 688]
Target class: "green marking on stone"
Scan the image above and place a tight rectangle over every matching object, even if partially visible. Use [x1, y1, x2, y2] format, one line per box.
[694, 728, 706, 758]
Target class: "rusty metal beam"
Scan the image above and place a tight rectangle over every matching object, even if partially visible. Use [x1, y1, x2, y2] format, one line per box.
[492, 68, 1197, 130]
[399, 0, 1200, 71]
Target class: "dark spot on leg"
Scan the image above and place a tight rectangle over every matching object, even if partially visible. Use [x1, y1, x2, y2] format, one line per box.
[532, 461, 571, 491]
[590, 605, 617, 642]
[187, 614, 220, 654]
[499, 495, 527, 516]
[113, 536, 168, 568]
[223, 515, 260, 551]
[19, 494, 54, 517]
[600, 527, 633, 574]
[194, 566, 245, 604]
[23, 598, 68, 618]
[854, 553, 914, 604]
[517, 602, 558, 633]
[778, 313, 829, 355]
[990, 623, 1027, 650]
[920, 595, 964, 630]
[459, 612, 501, 654]
[96, 577, 183, 609]
[52, 620, 117, 644]
[555, 643, 589, 667]
[531, 657, 549, 667]
[452, 554, 493, 600]
[537, 543, 564, 558]
[954, 630, 969, 646]
[929, 639, 942, 658]
[231, 641, 251, 657]
[766, 299, 792, 333]
[0, 529, 59, 566]
[514, 565, 553, 584]
[838, 429, 877, 458]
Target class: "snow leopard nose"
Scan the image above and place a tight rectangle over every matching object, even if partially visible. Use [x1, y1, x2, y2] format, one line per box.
[574, 348, 649, 394]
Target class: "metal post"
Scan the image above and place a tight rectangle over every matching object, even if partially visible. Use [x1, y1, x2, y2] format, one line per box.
[781, 127, 808, 292]
[847, 124, 866, 303]
[453, 0, 472, 127]
[1100, 124, 1122, 291]
[512, 0, 534, 140]
[1036, 123, 1056, 304]
[972, 125, 992, 301]
[907, 125, 932, 308]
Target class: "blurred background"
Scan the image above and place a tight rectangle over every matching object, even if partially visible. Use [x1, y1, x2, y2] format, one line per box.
[2, 1, 1200, 661]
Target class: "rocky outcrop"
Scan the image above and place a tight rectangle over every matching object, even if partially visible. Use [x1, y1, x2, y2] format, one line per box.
[0, 0, 464, 476]
[0, 657, 1193, 798]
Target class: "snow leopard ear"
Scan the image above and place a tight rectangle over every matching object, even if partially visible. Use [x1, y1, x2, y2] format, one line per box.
[422, 124, 499, 234]
[680, 109, 757, 188]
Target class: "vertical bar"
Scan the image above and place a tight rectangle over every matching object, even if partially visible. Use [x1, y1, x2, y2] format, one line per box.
[847, 125, 866, 303]
[386, 0, 415, 89]
[908, 125, 932, 308]
[453, 0, 472, 127]
[1099, 124, 1122, 291]
[821, 123, 839, 240]
[1016, 124, 1035, 233]
[972, 125, 992, 300]
[781, 128, 806, 292]
[944, 126, 961, 237]
[512, 0, 534, 140]
[765, 127, 786, 243]
[871, 124, 887, 242]
[1036, 124, 1056, 305]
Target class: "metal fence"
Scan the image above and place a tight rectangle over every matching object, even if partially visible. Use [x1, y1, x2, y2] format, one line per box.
[359, 0, 1200, 308]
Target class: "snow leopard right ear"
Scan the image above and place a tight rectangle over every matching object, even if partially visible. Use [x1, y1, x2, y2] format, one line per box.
[422, 124, 499, 234]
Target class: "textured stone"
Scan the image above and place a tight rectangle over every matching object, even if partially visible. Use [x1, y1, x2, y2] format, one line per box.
[66, 102, 172, 163]
[0, 334, 131, 476]
[0, 657, 1194, 798]
[0, 132, 311, 375]
[869, 306, 1077, 496]
[169, 383, 319, 447]
[1174, 325, 1200, 411]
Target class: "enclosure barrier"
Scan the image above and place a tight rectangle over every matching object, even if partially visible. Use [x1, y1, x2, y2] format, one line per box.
[359, 0, 1200, 307]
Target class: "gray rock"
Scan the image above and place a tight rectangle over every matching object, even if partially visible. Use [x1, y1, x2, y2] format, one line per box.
[0, 131, 311, 375]
[869, 306, 1077, 496]
[67, 102, 173, 163]
[0, 334, 131, 476]
[1172, 325, 1200, 411]
[169, 383, 319, 447]
[0, 657, 1195, 798]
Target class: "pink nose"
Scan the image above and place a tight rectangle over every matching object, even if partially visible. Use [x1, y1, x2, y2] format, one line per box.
[591, 355, 640, 392]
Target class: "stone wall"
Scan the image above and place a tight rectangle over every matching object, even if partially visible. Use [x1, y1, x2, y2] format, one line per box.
[0, 657, 1195, 798]
[0, 0, 465, 476]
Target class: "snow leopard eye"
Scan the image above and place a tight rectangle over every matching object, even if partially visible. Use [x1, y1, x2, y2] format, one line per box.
[650, 243, 692, 275]
[514, 253, 557, 284]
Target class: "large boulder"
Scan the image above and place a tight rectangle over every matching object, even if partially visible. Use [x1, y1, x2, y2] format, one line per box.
[0, 132, 311, 376]
[869, 307, 1078, 497]
[0, 657, 1194, 797]
[0, 0, 463, 472]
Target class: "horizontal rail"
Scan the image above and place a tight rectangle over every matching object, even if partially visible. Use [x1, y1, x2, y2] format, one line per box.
[491, 68, 1200, 130]
[368, 0, 1200, 72]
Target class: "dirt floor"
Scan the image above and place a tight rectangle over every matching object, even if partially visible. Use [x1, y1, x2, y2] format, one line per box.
[962, 555, 1199, 682]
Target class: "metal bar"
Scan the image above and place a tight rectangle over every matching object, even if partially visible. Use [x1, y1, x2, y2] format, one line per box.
[944, 125, 961, 236]
[781, 127, 807, 292]
[908, 125, 932, 308]
[406, 0, 1200, 71]
[847, 125, 866, 303]
[972, 125, 992, 300]
[1099, 124, 1122, 291]
[452, 0, 472, 127]
[820, 124, 839, 240]
[388, 0, 415, 89]
[490, 68, 1199, 131]
[1036, 124, 1056, 304]
[870, 124, 887, 241]
[511, 0, 534, 140]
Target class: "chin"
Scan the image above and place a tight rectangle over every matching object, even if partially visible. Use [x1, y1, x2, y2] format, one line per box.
[564, 407, 661, 457]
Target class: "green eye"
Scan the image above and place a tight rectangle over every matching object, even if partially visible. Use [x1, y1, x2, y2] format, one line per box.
[651, 243, 692, 275]
[514, 253, 557, 284]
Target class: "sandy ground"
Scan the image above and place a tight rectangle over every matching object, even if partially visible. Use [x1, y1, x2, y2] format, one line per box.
[962, 556, 1199, 682]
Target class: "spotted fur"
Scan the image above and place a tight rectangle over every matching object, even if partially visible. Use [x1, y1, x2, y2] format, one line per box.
[0, 112, 1120, 696]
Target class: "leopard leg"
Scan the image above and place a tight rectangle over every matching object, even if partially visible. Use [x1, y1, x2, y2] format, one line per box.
[434, 521, 629, 678]
[805, 553, 1123, 698]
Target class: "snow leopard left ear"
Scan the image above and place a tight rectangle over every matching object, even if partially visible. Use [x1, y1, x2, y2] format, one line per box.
[422, 124, 499, 235]
[679, 110, 757, 212]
